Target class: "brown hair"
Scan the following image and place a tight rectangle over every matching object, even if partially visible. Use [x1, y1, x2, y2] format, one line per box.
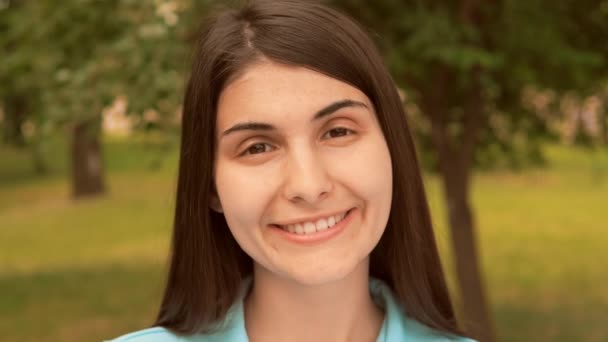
[156, 0, 465, 338]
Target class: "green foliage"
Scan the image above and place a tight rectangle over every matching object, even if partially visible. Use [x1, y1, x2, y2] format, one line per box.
[4, 0, 605, 172]
[0, 0, 206, 131]
[330, 0, 608, 170]
[0, 0, 214, 176]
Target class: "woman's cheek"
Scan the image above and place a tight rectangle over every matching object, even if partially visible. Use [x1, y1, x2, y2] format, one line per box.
[216, 161, 280, 230]
[327, 137, 392, 195]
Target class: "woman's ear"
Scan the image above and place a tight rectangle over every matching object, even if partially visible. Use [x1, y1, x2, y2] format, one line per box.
[209, 188, 223, 213]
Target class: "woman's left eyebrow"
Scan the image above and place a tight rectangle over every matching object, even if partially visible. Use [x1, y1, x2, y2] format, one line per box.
[220, 99, 368, 138]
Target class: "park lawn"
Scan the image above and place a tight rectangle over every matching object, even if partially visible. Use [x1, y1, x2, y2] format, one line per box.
[429, 146, 608, 342]
[0, 139, 606, 342]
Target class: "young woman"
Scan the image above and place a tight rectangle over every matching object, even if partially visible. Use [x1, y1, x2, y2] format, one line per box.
[110, 1, 475, 341]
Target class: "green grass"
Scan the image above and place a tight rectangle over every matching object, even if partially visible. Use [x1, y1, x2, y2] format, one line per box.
[427, 145, 608, 342]
[1, 138, 607, 341]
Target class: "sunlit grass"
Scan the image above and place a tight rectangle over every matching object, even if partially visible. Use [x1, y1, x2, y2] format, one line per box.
[428, 144, 608, 342]
[0, 172, 174, 274]
[1, 139, 606, 341]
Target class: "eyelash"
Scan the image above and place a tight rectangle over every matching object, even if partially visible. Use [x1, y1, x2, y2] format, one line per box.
[239, 127, 355, 157]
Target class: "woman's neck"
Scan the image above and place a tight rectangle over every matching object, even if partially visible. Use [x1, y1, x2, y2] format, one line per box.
[243, 260, 385, 342]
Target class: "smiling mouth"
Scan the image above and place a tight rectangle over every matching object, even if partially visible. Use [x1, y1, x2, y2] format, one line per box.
[271, 208, 354, 235]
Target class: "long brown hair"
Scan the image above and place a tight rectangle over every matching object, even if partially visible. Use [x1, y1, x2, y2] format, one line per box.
[156, 0, 465, 337]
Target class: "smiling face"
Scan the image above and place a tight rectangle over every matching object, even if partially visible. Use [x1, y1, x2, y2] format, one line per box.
[213, 61, 393, 286]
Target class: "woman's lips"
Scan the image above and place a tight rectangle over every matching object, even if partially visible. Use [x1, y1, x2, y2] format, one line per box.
[274, 208, 352, 234]
[269, 208, 356, 244]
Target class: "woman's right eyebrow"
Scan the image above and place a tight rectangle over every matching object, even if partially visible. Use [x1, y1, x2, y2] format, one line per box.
[220, 99, 367, 138]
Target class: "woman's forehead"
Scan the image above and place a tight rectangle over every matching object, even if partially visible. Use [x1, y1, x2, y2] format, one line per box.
[216, 62, 372, 127]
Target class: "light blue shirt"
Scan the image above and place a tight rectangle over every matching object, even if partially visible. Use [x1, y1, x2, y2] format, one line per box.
[109, 278, 475, 341]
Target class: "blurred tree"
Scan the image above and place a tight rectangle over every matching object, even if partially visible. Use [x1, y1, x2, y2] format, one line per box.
[330, 0, 607, 340]
[0, 0, 203, 197]
[0, 0, 48, 173]
[0, 96, 27, 148]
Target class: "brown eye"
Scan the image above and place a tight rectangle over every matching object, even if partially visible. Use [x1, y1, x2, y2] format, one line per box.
[242, 143, 274, 156]
[323, 127, 354, 139]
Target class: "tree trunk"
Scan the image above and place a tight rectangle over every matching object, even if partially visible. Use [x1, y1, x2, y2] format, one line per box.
[422, 64, 496, 341]
[2, 96, 27, 147]
[443, 169, 494, 342]
[71, 119, 106, 198]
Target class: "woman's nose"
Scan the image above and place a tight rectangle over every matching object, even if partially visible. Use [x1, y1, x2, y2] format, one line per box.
[282, 148, 333, 205]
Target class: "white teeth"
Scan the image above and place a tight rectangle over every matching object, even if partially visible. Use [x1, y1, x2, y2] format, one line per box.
[327, 216, 336, 227]
[278, 209, 351, 235]
[335, 212, 345, 223]
[287, 224, 296, 233]
[295, 223, 304, 234]
[303, 222, 316, 234]
[315, 218, 328, 232]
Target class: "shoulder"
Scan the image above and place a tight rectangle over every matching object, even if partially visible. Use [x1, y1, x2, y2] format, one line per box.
[369, 278, 476, 342]
[106, 327, 186, 342]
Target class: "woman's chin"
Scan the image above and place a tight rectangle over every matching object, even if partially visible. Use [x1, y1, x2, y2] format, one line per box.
[275, 259, 367, 287]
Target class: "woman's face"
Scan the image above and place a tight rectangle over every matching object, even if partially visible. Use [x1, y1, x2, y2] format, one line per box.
[213, 62, 393, 285]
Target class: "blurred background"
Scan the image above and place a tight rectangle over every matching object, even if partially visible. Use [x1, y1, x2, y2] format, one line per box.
[1, 0, 606, 341]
